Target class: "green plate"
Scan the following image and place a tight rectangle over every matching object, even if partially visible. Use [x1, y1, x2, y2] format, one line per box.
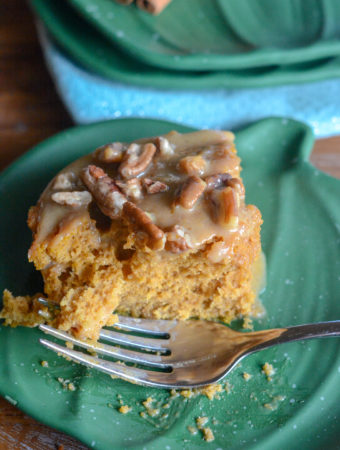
[66, 0, 340, 71]
[1, 118, 340, 450]
[31, 0, 340, 89]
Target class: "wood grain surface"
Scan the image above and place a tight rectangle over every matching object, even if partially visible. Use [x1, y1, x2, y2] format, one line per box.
[0, 0, 339, 449]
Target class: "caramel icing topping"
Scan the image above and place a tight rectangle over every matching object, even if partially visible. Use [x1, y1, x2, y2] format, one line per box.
[33, 130, 254, 253]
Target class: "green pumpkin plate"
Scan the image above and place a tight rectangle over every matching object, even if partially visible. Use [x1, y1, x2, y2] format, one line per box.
[31, 0, 340, 89]
[1, 118, 340, 449]
[66, 0, 340, 71]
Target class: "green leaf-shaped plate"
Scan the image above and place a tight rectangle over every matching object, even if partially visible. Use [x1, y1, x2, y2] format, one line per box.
[30, 0, 340, 90]
[1, 118, 340, 449]
[66, 0, 340, 71]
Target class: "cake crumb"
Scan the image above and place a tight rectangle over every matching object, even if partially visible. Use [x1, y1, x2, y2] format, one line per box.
[142, 397, 154, 408]
[57, 377, 76, 391]
[198, 383, 223, 400]
[106, 313, 119, 326]
[142, 397, 159, 416]
[119, 405, 131, 414]
[187, 426, 198, 435]
[66, 341, 74, 349]
[202, 427, 215, 442]
[243, 316, 253, 330]
[262, 362, 275, 381]
[196, 416, 209, 428]
[170, 389, 179, 398]
[225, 381, 232, 393]
[243, 372, 252, 381]
[180, 389, 194, 398]
[264, 402, 275, 411]
[263, 395, 285, 411]
[40, 360, 49, 368]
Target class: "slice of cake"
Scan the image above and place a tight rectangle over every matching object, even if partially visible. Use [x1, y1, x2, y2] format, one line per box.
[1, 130, 262, 340]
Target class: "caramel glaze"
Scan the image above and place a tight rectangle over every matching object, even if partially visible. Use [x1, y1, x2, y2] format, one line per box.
[30, 130, 257, 259]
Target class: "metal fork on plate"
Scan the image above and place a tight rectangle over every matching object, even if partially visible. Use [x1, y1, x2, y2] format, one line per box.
[37, 298, 340, 389]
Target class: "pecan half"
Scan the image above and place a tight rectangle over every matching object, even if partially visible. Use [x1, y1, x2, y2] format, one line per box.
[174, 176, 206, 209]
[178, 155, 206, 176]
[119, 142, 156, 179]
[165, 225, 192, 253]
[115, 178, 143, 202]
[94, 142, 124, 163]
[205, 173, 232, 190]
[122, 201, 165, 250]
[81, 165, 127, 219]
[209, 186, 239, 229]
[155, 136, 174, 157]
[142, 178, 168, 194]
[51, 191, 92, 208]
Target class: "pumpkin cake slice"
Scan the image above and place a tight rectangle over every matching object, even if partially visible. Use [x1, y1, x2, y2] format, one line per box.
[1, 130, 263, 340]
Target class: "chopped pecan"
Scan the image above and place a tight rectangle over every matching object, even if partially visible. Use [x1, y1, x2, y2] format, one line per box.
[155, 136, 174, 157]
[178, 155, 206, 176]
[115, 178, 143, 202]
[122, 201, 165, 250]
[52, 172, 79, 190]
[51, 191, 92, 208]
[87, 165, 106, 179]
[227, 177, 245, 199]
[209, 186, 239, 229]
[174, 176, 206, 209]
[94, 142, 124, 163]
[142, 178, 168, 194]
[119, 142, 156, 179]
[165, 225, 192, 253]
[205, 173, 232, 190]
[81, 165, 127, 219]
[201, 145, 240, 177]
[159, 173, 181, 184]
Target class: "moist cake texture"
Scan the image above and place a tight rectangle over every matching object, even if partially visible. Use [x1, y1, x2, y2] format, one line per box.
[1, 130, 262, 340]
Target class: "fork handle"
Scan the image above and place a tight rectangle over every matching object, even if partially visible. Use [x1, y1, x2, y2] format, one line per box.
[251, 320, 340, 353]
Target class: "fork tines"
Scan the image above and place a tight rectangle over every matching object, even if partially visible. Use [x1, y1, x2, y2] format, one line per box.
[38, 315, 178, 388]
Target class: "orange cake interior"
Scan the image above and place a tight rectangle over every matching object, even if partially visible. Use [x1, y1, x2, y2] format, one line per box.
[1, 130, 262, 340]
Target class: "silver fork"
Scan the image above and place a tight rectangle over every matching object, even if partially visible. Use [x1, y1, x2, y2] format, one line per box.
[37, 298, 340, 389]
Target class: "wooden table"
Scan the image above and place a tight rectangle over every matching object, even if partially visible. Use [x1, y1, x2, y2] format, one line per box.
[0, 1, 339, 449]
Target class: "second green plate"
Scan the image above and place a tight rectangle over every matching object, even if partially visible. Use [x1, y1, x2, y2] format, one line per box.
[31, 0, 340, 90]
[67, 0, 340, 71]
